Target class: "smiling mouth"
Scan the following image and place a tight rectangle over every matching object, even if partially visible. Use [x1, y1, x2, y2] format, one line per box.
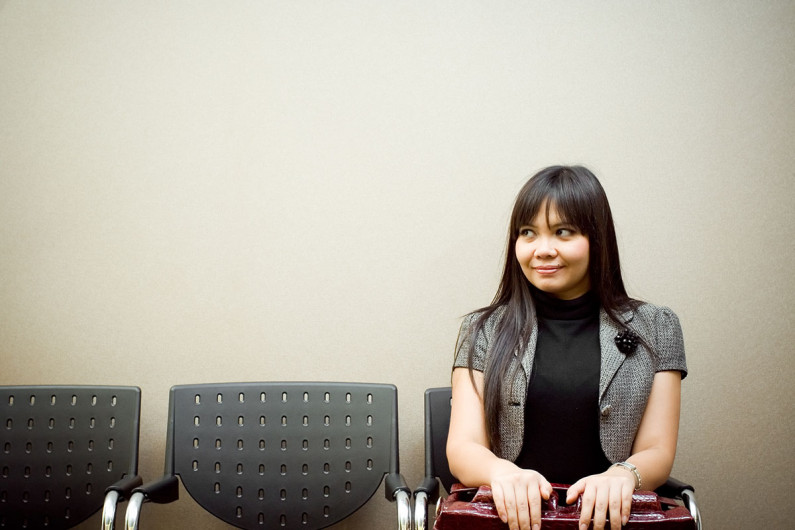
[533, 266, 563, 274]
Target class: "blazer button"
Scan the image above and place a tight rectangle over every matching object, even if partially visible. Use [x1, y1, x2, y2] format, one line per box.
[600, 405, 612, 418]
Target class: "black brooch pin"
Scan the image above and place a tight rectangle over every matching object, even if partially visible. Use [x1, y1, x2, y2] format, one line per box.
[614, 329, 640, 354]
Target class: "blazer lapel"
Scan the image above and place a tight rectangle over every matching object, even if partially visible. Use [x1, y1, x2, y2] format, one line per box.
[519, 318, 538, 382]
[598, 307, 634, 400]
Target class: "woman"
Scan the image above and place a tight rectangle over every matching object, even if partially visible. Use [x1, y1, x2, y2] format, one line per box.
[447, 166, 687, 530]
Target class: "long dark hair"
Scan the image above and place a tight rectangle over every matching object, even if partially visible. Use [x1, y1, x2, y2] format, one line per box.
[461, 165, 640, 452]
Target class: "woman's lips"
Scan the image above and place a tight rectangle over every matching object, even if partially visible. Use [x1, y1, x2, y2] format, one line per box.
[533, 266, 562, 274]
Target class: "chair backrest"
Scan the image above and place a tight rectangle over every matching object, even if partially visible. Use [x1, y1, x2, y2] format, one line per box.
[0, 385, 140, 529]
[424, 387, 456, 494]
[166, 382, 401, 530]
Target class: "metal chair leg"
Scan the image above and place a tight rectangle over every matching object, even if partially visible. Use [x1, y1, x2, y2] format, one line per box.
[681, 488, 702, 530]
[124, 491, 145, 530]
[101, 490, 120, 530]
[394, 489, 412, 530]
[413, 490, 429, 530]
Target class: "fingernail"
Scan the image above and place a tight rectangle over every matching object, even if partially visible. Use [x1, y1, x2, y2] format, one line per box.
[623, 514, 629, 526]
[533, 525, 540, 530]
[580, 525, 588, 530]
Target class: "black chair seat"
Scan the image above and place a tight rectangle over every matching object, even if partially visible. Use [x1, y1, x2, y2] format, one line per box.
[0, 385, 141, 530]
[126, 382, 410, 530]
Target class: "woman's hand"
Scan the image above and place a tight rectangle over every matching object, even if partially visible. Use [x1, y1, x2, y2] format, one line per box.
[490, 465, 552, 530]
[566, 468, 635, 530]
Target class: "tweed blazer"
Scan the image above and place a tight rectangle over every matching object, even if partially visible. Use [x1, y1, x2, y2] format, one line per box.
[453, 302, 687, 464]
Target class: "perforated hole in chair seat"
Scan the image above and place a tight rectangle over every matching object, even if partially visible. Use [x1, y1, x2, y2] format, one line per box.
[0, 386, 140, 529]
[169, 382, 398, 530]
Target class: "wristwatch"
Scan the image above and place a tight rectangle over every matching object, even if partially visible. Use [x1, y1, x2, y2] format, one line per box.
[611, 461, 642, 490]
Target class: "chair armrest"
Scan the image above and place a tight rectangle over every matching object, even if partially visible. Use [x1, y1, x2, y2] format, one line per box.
[384, 473, 411, 530]
[101, 475, 143, 530]
[413, 476, 441, 530]
[124, 476, 180, 530]
[384, 472, 410, 501]
[106, 475, 144, 500]
[656, 476, 701, 530]
[414, 475, 441, 503]
[655, 476, 694, 498]
[132, 475, 180, 504]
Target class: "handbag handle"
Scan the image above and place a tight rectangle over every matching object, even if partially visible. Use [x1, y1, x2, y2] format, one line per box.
[459, 484, 662, 515]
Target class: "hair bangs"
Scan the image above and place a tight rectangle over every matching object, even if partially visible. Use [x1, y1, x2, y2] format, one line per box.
[511, 167, 593, 236]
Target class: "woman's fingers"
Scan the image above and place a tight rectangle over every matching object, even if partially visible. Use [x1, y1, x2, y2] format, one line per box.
[495, 481, 522, 530]
[573, 474, 635, 530]
[527, 481, 543, 530]
[608, 482, 623, 530]
[593, 484, 610, 530]
[491, 482, 509, 524]
[515, 485, 532, 530]
[621, 480, 634, 526]
[504, 482, 533, 530]
[566, 480, 585, 505]
[579, 482, 596, 530]
[490, 471, 550, 530]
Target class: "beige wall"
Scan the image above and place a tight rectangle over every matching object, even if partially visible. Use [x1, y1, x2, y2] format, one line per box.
[1, 1, 793, 528]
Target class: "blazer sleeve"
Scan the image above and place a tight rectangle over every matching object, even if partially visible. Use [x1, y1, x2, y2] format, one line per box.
[651, 306, 688, 378]
[453, 312, 489, 372]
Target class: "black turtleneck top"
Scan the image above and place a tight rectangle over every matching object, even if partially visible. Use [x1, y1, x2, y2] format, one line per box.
[514, 287, 612, 484]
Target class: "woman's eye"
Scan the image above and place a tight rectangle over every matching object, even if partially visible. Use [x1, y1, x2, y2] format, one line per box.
[519, 228, 535, 237]
[557, 228, 574, 237]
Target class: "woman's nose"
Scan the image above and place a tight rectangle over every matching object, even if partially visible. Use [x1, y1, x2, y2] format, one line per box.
[534, 237, 558, 258]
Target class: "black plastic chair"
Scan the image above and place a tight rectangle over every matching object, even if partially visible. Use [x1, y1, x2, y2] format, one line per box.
[412, 387, 702, 530]
[0, 385, 142, 529]
[125, 382, 411, 529]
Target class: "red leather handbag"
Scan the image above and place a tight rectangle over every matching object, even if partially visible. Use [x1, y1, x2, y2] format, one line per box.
[434, 484, 696, 530]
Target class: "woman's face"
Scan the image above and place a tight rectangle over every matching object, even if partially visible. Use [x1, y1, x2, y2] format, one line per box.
[515, 201, 591, 300]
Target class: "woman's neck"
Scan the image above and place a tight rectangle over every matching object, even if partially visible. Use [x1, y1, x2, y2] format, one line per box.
[530, 284, 599, 320]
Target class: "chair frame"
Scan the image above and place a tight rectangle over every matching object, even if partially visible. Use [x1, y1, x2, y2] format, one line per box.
[413, 386, 702, 530]
[125, 382, 411, 530]
[0, 385, 142, 530]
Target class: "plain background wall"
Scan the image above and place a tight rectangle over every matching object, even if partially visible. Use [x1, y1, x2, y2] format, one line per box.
[1, 1, 793, 528]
